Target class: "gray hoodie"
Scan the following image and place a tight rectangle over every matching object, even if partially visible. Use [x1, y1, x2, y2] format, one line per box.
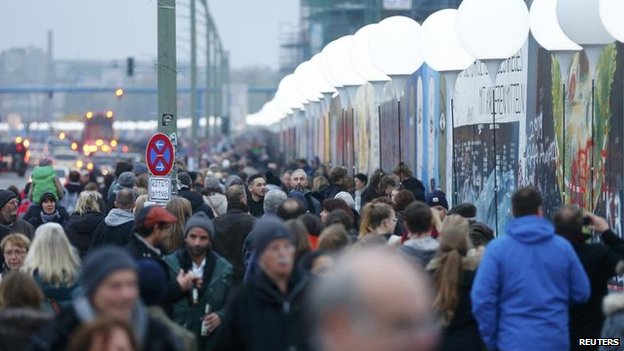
[104, 208, 135, 227]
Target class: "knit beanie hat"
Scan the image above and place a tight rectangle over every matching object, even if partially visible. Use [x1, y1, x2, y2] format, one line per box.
[117, 172, 137, 188]
[184, 212, 214, 239]
[204, 175, 222, 192]
[335, 191, 355, 209]
[0, 189, 17, 209]
[80, 246, 137, 297]
[132, 163, 148, 176]
[251, 216, 294, 256]
[137, 259, 167, 306]
[39, 192, 57, 203]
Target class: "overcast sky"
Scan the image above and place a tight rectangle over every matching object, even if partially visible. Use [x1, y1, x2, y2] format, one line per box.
[0, 0, 299, 69]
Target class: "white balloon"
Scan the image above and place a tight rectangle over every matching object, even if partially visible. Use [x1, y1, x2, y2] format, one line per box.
[319, 40, 344, 88]
[369, 16, 424, 76]
[600, 0, 624, 43]
[326, 36, 366, 87]
[530, 0, 582, 51]
[350, 24, 390, 82]
[456, 0, 530, 60]
[420, 9, 475, 72]
[557, 0, 614, 45]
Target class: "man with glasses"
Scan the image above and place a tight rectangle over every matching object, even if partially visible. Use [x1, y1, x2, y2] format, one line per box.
[0, 189, 34, 239]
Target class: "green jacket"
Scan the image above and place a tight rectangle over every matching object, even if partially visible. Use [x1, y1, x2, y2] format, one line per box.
[164, 250, 232, 351]
[31, 166, 59, 202]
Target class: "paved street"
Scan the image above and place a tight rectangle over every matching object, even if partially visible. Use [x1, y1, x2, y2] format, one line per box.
[0, 171, 27, 190]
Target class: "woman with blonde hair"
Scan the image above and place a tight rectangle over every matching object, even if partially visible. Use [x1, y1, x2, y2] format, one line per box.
[358, 202, 398, 243]
[22, 222, 80, 314]
[165, 196, 192, 253]
[64, 191, 104, 259]
[426, 214, 483, 351]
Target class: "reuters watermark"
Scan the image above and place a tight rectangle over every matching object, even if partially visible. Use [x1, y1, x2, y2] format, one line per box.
[578, 338, 620, 347]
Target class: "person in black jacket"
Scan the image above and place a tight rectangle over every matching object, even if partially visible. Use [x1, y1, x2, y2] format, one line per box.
[31, 246, 183, 351]
[23, 192, 70, 230]
[392, 162, 426, 202]
[125, 206, 195, 317]
[215, 216, 310, 351]
[323, 167, 350, 200]
[178, 172, 215, 219]
[246, 174, 267, 218]
[90, 188, 136, 249]
[553, 206, 624, 350]
[64, 191, 105, 259]
[213, 185, 256, 285]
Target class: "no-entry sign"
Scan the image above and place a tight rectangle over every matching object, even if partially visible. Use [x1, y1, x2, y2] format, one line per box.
[146, 133, 175, 176]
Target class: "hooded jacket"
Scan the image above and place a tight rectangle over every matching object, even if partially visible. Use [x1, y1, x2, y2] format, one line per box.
[90, 209, 135, 249]
[30, 166, 61, 203]
[64, 211, 105, 259]
[23, 204, 70, 230]
[215, 269, 311, 351]
[471, 215, 590, 351]
[400, 236, 440, 267]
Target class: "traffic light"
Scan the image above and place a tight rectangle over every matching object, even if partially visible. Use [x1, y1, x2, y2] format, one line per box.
[126, 57, 134, 77]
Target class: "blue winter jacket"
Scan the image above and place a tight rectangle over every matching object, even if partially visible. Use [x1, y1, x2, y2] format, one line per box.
[471, 215, 590, 351]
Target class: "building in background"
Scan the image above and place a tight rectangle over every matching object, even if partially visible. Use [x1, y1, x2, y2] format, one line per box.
[279, 0, 463, 74]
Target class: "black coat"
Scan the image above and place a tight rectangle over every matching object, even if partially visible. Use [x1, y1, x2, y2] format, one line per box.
[401, 176, 426, 202]
[214, 270, 311, 351]
[90, 218, 135, 249]
[125, 234, 186, 317]
[178, 189, 215, 219]
[213, 205, 256, 285]
[23, 204, 70, 229]
[247, 195, 265, 218]
[64, 211, 104, 259]
[429, 269, 484, 351]
[566, 233, 623, 350]
[31, 303, 182, 351]
[323, 184, 346, 201]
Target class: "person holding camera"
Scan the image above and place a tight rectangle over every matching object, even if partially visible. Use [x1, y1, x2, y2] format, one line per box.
[553, 206, 624, 350]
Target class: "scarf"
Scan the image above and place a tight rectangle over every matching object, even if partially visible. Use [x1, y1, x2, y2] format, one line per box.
[40, 210, 61, 224]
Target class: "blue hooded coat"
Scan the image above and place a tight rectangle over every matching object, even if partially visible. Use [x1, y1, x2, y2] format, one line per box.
[471, 215, 590, 351]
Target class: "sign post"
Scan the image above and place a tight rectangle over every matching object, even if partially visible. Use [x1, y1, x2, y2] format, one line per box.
[158, 0, 178, 194]
[146, 133, 175, 204]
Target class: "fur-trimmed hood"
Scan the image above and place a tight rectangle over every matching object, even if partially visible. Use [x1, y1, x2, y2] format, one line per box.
[603, 293, 624, 317]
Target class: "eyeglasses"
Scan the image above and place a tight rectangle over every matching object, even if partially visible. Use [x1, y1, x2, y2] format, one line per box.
[4, 249, 26, 257]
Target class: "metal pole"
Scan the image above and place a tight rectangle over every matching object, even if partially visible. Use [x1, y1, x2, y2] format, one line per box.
[351, 107, 356, 176]
[212, 30, 219, 137]
[157, 0, 178, 193]
[398, 99, 402, 170]
[562, 83, 566, 203]
[492, 88, 499, 234]
[451, 97, 458, 205]
[190, 0, 198, 169]
[590, 78, 595, 209]
[378, 104, 382, 170]
[204, 6, 213, 139]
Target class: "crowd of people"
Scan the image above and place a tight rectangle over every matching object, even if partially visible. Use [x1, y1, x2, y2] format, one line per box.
[1, 153, 624, 351]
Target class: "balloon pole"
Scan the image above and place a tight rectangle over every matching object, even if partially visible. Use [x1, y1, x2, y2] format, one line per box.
[398, 98, 402, 171]
[590, 78, 595, 209]
[451, 97, 458, 205]
[492, 87, 499, 235]
[378, 104, 382, 170]
[351, 107, 356, 177]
